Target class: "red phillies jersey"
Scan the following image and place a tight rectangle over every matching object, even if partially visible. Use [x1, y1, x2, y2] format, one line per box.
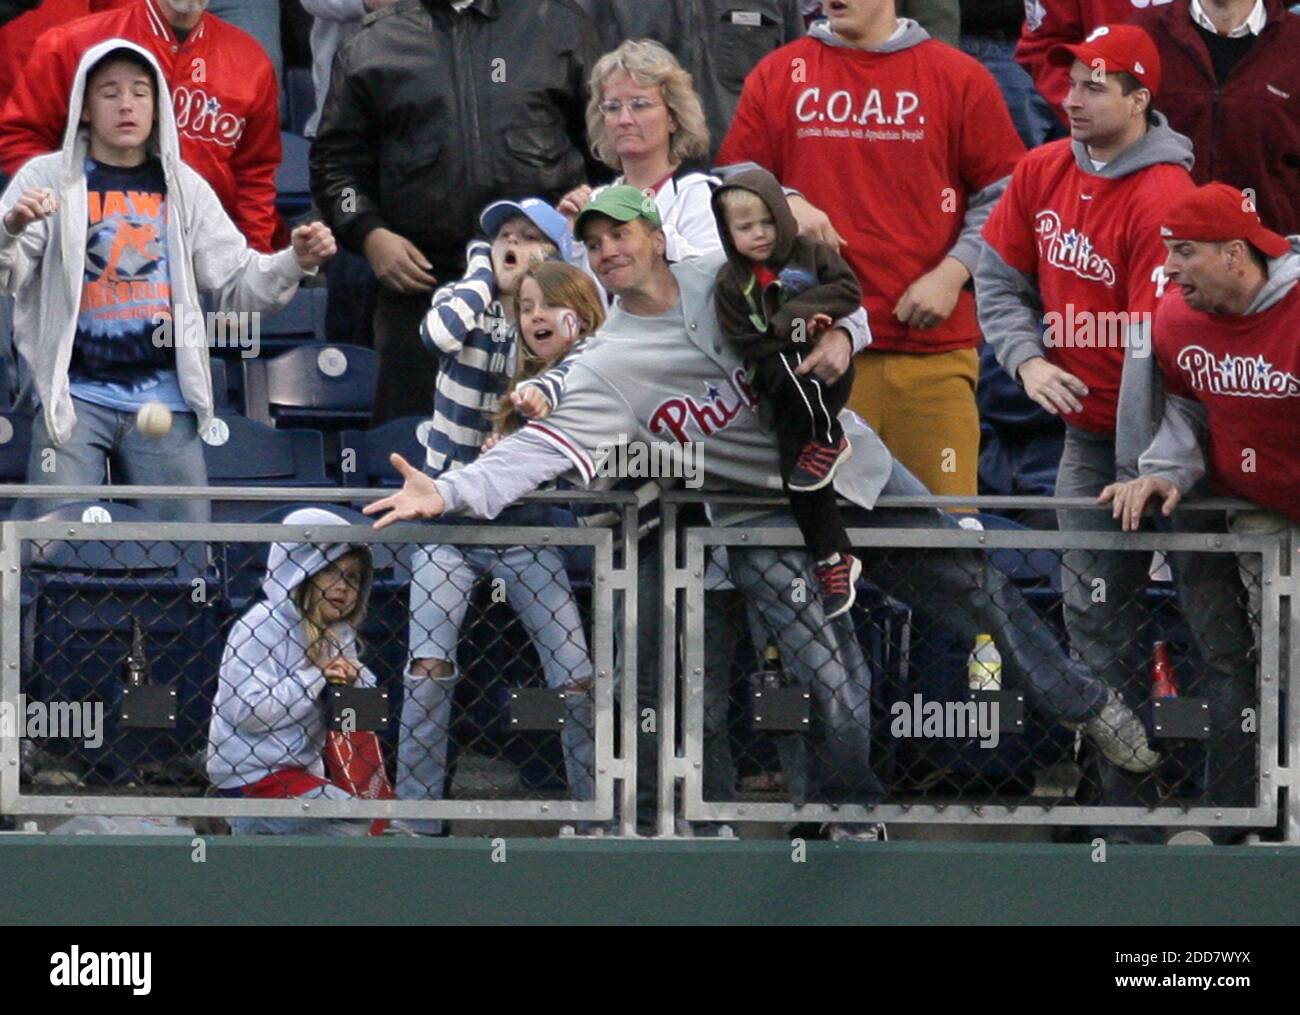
[717, 35, 1024, 355]
[1015, 0, 1174, 120]
[0, 1, 90, 110]
[0, 0, 280, 252]
[1155, 284, 1300, 522]
[982, 138, 1194, 434]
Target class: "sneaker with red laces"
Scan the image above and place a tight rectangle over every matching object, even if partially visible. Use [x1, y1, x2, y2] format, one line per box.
[815, 552, 862, 620]
[788, 435, 851, 492]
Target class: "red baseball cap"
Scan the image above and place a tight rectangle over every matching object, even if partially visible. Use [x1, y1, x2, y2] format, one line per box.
[1048, 24, 1162, 95]
[1161, 183, 1292, 259]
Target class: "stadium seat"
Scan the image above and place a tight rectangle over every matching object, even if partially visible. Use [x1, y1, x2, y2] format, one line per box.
[257, 287, 327, 352]
[21, 500, 219, 786]
[275, 130, 313, 222]
[243, 343, 377, 433]
[282, 68, 316, 136]
[200, 413, 328, 521]
[209, 356, 231, 409]
[339, 416, 430, 487]
[0, 408, 33, 517]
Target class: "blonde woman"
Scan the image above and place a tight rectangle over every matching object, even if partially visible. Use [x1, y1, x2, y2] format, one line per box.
[558, 39, 722, 263]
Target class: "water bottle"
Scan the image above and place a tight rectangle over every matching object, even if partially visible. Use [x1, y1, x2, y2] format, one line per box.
[967, 633, 1002, 691]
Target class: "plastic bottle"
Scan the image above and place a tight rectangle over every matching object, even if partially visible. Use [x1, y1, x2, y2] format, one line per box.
[967, 633, 1002, 691]
[1151, 641, 1179, 698]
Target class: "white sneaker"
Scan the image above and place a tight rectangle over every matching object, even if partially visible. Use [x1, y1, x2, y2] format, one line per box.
[825, 822, 888, 842]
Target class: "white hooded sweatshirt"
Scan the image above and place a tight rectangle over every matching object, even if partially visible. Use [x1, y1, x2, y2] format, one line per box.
[0, 38, 313, 446]
[207, 508, 376, 791]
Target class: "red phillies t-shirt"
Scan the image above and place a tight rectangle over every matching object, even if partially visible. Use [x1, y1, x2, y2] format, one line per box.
[982, 138, 1195, 435]
[718, 35, 1024, 354]
[1154, 284, 1300, 523]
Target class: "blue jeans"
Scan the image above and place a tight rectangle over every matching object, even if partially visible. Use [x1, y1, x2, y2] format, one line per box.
[397, 542, 596, 834]
[208, 0, 282, 88]
[23, 397, 209, 522]
[1055, 425, 1256, 808]
[960, 35, 1061, 149]
[666, 459, 1112, 817]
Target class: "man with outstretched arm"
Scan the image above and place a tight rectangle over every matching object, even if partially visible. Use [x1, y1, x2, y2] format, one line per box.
[366, 185, 1162, 835]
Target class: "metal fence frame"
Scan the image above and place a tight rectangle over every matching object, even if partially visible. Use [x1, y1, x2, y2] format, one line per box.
[658, 491, 1298, 842]
[0, 486, 642, 836]
[0, 485, 1296, 842]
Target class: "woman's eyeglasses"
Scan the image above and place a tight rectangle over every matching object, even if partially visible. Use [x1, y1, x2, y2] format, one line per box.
[599, 98, 662, 116]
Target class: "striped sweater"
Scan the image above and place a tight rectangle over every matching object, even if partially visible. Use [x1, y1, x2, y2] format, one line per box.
[419, 241, 515, 476]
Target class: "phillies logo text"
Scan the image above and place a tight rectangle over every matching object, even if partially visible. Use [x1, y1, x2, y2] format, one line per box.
[648, 373, 758, 445]
[1175, 347, 1300, 398]
[1035, 211, 1117, 286]
[172, 85, 246, 148]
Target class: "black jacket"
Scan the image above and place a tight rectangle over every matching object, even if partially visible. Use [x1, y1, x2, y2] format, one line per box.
[0, 0, 42, 29]
[581, 0, 805, 162]
[310, 0, 603, 280]
[712, 168, 861, 361]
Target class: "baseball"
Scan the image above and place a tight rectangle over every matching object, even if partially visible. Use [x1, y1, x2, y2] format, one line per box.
[136, 402, 173, 439]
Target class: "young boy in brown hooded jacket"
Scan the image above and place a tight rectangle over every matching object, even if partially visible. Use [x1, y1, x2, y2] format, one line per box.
[712, 167, 865, 618]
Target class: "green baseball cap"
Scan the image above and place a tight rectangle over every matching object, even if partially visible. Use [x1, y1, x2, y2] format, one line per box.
[574, 184, 663, 239]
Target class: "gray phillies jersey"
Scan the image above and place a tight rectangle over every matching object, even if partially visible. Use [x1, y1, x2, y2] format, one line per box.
[524, 254, 895, 511]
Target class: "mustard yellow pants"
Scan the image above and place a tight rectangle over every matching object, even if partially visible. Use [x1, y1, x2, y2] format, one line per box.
[846, 346, 980, 498]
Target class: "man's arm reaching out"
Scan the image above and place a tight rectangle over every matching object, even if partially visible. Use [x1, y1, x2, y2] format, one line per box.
[364, 429, 574, 528]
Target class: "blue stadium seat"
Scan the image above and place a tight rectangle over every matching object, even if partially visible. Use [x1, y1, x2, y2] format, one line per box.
[200, 413, 328, 521]
[209, 356, 231, 409]
[243, 343, 376, 433]
[257, 287, 326, 352]
[339, 416, 429, 487]
[21, 501, 220, 786]
[275, 130, 313, 222]
[282, 68, 316, 136]
[0, 409, 33, 517]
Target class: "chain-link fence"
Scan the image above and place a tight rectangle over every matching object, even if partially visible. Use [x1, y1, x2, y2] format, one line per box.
[0, 486, 640, 835]
[1, 486, 1296, 842]
[660, 492, 1297, 842]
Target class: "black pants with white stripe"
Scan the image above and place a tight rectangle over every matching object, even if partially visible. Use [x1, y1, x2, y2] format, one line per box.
[753, 348, 853, 561]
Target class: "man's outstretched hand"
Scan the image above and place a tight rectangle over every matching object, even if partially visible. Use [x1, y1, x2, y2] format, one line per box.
[363, 453, 446, 529]
[1097, 475, 1183, 532]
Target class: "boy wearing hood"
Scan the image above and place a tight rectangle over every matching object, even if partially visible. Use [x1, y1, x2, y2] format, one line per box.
[0, 40, 334, 522]
[977, 26, 1254, 814]
[711, 167, 865, 618]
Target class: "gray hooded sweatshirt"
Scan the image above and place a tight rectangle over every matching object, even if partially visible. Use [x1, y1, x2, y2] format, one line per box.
[207, 508, 376, 791]
[0, 38, 313, 446]
[1139, 240, 1300, 493]
[975, 112, 1196, 479]
[805, 16, 1010, 276]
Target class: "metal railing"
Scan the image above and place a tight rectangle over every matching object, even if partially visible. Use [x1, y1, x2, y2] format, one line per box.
[0, 485, 1295, 842]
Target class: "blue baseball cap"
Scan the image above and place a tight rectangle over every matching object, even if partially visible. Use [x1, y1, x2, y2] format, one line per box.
[480, 198, 572, 260]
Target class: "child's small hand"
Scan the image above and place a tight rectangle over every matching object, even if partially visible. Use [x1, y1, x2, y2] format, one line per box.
[511, 386, 551, 420]
[481, 431, 504, 453]
[323, 656, 361, 685]
[807, 313, 833, 338]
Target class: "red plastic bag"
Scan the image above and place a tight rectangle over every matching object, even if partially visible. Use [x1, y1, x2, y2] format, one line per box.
[324, 731, 395, 836]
